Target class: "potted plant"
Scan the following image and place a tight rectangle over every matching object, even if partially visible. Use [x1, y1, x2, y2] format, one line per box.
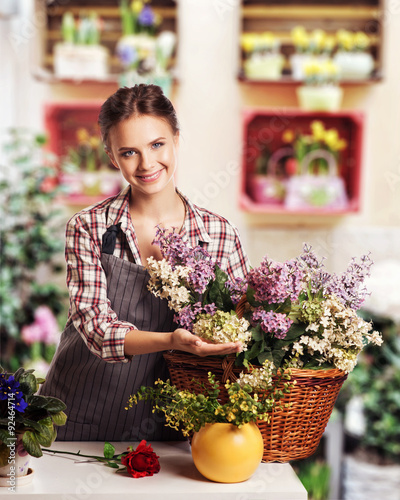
[54, 11, 109, 79]
[127, 369, 290, 483]
[241, 32, 285, 81]
[296, 58, 343, 111]
[61, 126, 123, 200]
[0, 367, 67, 482]
[290, 27, 335, 81]
[116, 0, 175, 95]
[333, 30, 375, 80]
[340, 316, 400, 500]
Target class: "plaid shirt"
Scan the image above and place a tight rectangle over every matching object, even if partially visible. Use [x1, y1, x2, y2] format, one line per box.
[64, 186, 250, 363]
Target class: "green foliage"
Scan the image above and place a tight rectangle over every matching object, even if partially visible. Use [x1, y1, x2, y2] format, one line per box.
[295, 460, 331, 500]
[0, 367, 67, 463]
[341, 315, 400, 464]
[127, 371, 292, 437]
[0, 128, 68, 369]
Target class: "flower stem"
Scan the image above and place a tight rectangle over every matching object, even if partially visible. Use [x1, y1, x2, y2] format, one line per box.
[42, 449, 110, 462]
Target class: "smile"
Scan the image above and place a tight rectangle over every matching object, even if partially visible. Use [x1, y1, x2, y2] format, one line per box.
[137, 170, 163, 182]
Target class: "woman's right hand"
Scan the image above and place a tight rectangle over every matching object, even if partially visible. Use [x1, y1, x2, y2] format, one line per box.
[170, 328, 243, 357]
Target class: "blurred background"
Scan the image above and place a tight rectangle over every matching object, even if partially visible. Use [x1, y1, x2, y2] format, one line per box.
[0, 0, 399, 498]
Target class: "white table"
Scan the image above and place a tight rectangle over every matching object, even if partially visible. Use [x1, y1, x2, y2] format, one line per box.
[2, 441, 307, 499]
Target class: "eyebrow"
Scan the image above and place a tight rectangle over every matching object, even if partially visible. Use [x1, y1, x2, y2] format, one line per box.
[118, 137, 166, 152]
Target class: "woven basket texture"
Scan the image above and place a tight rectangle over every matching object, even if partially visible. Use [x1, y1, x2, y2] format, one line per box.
[163, 350, 347, 462]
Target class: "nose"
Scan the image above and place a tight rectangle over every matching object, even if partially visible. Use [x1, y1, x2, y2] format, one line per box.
[139, 150, 154, 171]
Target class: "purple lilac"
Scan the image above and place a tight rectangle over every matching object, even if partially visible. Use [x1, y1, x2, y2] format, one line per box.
[298, 244, 332, 295]
[225, 277, 248, 305]
[326, 253, 373, 310]
[252, 308, 293, 340]
[174, 302, 217, 332]
[153, 226, 215, 293]
[247, 257, 303, 304]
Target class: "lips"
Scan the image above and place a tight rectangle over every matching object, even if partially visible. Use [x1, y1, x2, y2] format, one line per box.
[136, 170, 163, 182]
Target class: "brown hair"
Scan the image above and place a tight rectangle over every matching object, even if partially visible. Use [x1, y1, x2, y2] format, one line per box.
[98, 84, 179, 150]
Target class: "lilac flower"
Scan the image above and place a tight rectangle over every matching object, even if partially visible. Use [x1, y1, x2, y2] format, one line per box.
[252, 308, 293, 340]
[174, 305, 196, 331]
[225, 277, 248, 305]
[247, 257, 304, 304]
[326, 253, 373, 310]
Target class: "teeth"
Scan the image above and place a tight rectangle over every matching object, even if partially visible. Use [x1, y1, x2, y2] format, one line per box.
[141, 172, 159, 180]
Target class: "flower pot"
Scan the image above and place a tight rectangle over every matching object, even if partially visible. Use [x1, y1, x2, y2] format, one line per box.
[290, 54, 328, 81]
[117, 34, 157, 74]
[61, 171, 122, 199]
[0, 435, 30, 479]
[334, 52, 375, 80]
[343, 455, 400, 500]
[296, 85, 343, 112]
[244, 54, 285, 81]
[53, 43, 109, 79]
[191, 422, 263, 483]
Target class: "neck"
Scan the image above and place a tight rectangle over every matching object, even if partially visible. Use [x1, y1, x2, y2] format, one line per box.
[129, 185, 185, 228]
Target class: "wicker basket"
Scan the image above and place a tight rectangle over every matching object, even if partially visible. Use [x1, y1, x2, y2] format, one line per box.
[163, 351, 347, 462]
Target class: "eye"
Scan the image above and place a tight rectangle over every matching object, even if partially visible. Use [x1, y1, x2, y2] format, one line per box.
[152, 142, 164, 149]
[121, 150, 135, 158]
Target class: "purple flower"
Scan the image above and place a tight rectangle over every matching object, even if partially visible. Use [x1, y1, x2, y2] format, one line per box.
[326, 253, 373, 309]
[252, 308, 293, 340]
[247, 257, 304, 304]
[0, 375, 28, 413]
[174, 302, 217, 332]
[138, 5, 155, 27]
[225, 277, 248, 305]
[21, 306, 60, 345]
[117, 44, 138, 67]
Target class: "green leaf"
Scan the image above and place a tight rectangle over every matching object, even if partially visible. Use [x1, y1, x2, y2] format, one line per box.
[251, 325, 264, 342]
[244, 340, 263, 362]
[103, 442, 115, 459]
[257, 350, 273, 365]
[283, 322, 307, 341]
[22, 431, 43, 458]
[106, 461, 119, 469]
[51, 411, 67, 426]
[43, 397, 67, 413]
[35, 421, 53, 447]
[29, 395, 49, 408]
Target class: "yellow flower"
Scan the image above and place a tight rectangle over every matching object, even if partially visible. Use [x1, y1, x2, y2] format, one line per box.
[131, 0, 143, 14]
[323, 129, 340, 150]
[322, 59, 339, 77]
[310, 121, 325, 142]
[291, 26, 309, 50]
[260, 31, 275, 49]
[354, 31, 370, 50]
[282, 129, 295, 143]
[337, 138, 348, 151]
[76, 128, 89, 143]
[336, 29, 354, 51]
[304, 58, 322, 77]
[310, 29, 326, 51]
[323, 35, 336, 53]
[89, 136, 100, 148]
[241, 33, 256, 52]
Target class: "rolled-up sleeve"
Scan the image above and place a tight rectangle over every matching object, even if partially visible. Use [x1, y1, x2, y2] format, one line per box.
[65, 216, 136, 363]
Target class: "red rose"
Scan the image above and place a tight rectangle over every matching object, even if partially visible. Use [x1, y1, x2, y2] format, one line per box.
[121, 440, 160, 478]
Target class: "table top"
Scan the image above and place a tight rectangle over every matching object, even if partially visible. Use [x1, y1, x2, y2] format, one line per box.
[2, 441, 307, 499]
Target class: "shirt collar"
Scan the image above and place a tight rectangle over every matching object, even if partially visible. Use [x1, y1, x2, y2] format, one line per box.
[106, 186, 213, 247]
[106, 185, 131, 231]
[177, 189, 212, 247]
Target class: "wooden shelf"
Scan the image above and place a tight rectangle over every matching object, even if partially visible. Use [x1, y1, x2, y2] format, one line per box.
[47, 6, 176, 19]
[238, 72, 383, 85]
[241, 5, 380, 20]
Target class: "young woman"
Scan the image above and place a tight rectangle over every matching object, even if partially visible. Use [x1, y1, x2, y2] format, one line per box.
[40, 84, 250, 442]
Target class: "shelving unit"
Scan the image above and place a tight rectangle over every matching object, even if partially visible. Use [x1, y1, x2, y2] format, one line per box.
[240, 108, 364, 215]
[34, 0, 177, 83]
[240, 0, 384, 83]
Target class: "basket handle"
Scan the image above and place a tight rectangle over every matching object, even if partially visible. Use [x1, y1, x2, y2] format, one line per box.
[267, 146, 294, 175]
[300, 149, 338, 176]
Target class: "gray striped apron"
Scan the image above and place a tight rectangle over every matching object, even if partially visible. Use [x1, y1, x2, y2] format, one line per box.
[39, 224, 183, 442]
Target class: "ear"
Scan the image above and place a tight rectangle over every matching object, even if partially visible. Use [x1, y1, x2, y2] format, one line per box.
[106, 149, 119, 170]
[173, 130, 180, 148]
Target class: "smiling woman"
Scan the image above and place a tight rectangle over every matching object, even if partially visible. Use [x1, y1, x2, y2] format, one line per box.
[38, 84, 250, 442]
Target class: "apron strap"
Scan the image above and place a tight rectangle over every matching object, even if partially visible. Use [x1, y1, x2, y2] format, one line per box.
[102, 223, 122, 255]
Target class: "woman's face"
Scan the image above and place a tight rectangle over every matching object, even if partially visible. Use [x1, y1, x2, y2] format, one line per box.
[107, 113, 179, 197]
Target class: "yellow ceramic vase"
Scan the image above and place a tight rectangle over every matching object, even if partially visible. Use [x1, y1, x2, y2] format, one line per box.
[191, 422, 264, 483]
